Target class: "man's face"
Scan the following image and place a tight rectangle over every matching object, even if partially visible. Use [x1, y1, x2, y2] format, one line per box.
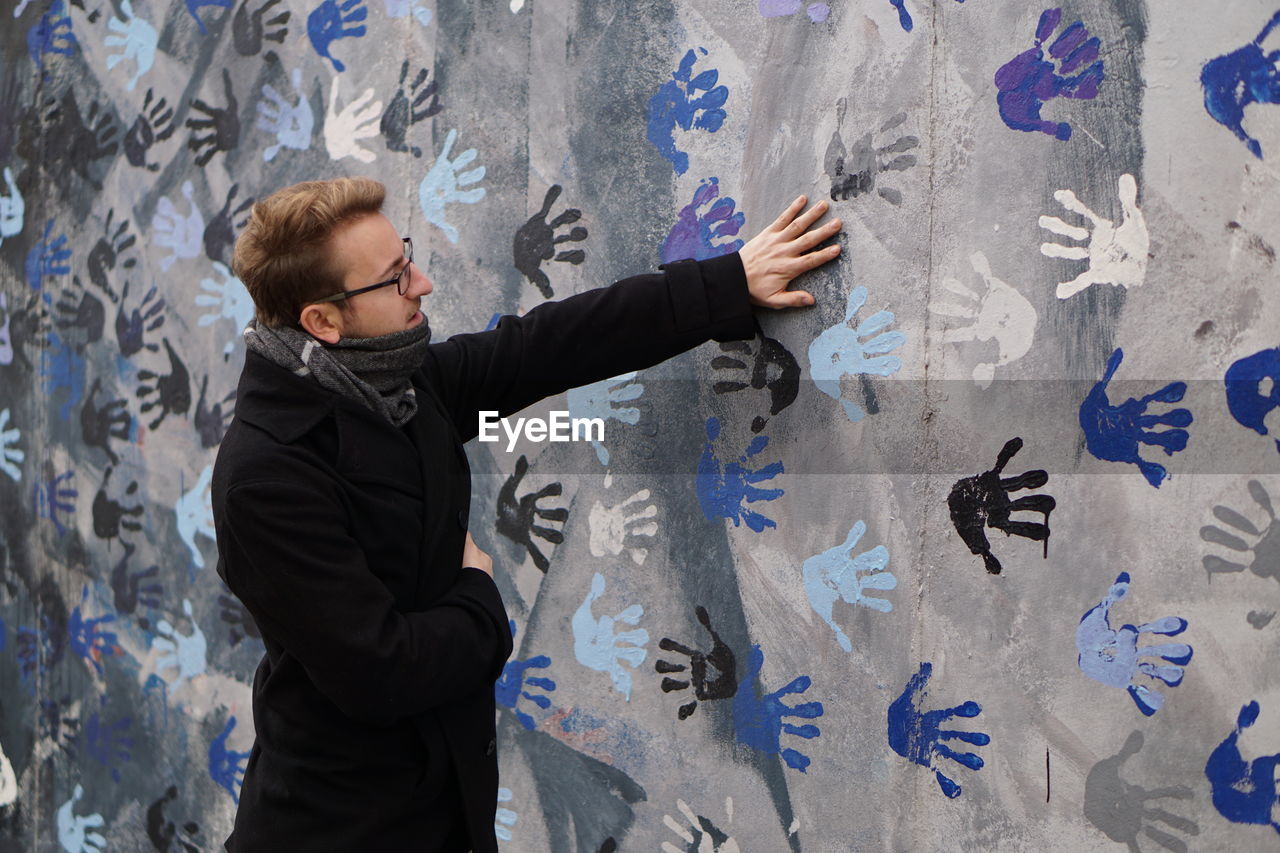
[327, 212, 433, 339]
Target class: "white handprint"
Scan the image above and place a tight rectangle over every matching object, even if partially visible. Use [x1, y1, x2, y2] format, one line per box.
[104, 0, 157, 91]
[566, 371, 644, 466]
[589, 488, 658, 566]
[662, 797, 740, 853]
[419, 128, 486, 244]
[153, 599, 208, 691]
[195, 261, 255, 356]
[0, 736, 16, 808]
[803, 520, 896, 653]
[1040, 173, 1148, 300]
[0, 408, 25, 482]
[0, 167, 24, 245]
[325, 75, 383, 164]
[153, 181, 204, 272]
[931, 251, 1038, 388]
[257, 68, 315, 162]
[175, 465, 215, 569]
[572, 572, 648, 700]
[56, 785, 106, 853]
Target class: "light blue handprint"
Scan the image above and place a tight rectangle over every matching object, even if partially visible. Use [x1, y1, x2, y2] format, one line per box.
[69, 586, 119, 677]
[209, 716, 250, 803]
[257, 68, 314, 162]
[28, 0, 77, 68]
[0, 294, 12, 366]
[104, 0, 157, 91]
[808, 285, 905, 422]
[26, 219, 71, 289]
[1076, 572, 1192, 716]
[56, 785, 106, 853]
[176, 465, 215, 569]
[495, 619, 556, 730]
[696, 416, 783, 532]
[153, 182, 204, 272]
[383, 0, 432, 25]
[196, 261, 255, 357]
[495, 787, 518, 842]
[647, 47, 729, 175]
[154, 599, 208, 691]
[0, 167, 24, 246]
[660, 177, 744, 264]
[803, 520, 896, 653]
[307, 0, 367, 72]
[572, 572, 648, 700]
[565, 371, 644, 467]
[887, 662, 990, 799]
[419, 128, 486, 244]
[1205, 701, 1280, 834]
[732, 644, 823, 772]
[0, 408, 25, 482]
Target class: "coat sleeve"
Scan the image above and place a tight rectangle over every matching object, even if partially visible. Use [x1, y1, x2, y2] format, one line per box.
[421, 252, 755, 441]
[218, 472, 512, 727]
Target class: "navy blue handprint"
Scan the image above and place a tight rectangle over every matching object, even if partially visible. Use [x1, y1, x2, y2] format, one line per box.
[186, 0, 234, 34]
[209, 716, 250, 803]
[307, 0, 367, 72]
[660, 177, 744, 264]
[887, 662, 989, 799]
[27, 0, 78, 68]
[732, 645, 823, 772]
[1225, 346, 1280, 454]
[1202, 11, 1280, 159]
[994, 8, 1104, 141]
[1205, 701, 1280, 835]
[1080, 348, 1192, 488]
[495, 620, 556, 731]
[33, 468, 77, 535]
[647, 48, 729, 176]
[696, 416, 784, 532]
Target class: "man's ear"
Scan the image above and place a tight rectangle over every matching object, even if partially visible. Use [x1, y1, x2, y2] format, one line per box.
[299, 302, 344, 344]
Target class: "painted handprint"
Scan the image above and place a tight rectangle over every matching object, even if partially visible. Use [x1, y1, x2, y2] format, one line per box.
[176, 465, 215, 569]
[153, 181, 204, 272]
[110, 543, 163, 618]
[307, 0, 367, 72]
[647, 47, 729, 176]
[930, 251, 1037, 387]
[1225, 347, 1280, 455]
[81, 699, 134, 782]
[69, 586, 120, 677]
[566, 372, 645, 467]
[124, 89, 176, 171]
[233, 0, 290, 57]
[33, 468, 77, 535]
[195, 375, 236, 447]
[759, 0, 828, 23]
[495, 620, 555, 730]
[572, 572, 649, 700]
[661, 177, 744, 264]
[994, 8, 1105, 141]
[196, 262, 255, 358]
[26, 219, 71, 290]
[209, 716, 250, 804]
[886, 0, 961, 32]
[1080, 348, 1191, 488]
[384, 0, 433, 25]
[419, 128, 486, 243]
[153, 599, 208, 691]
[92, 466, 143, 542]
[81, 378, 131, 465]
[0, 167, 23, 247]
[1202, 10, 1280, 158]
[56, 785, 106, 853]
[655, 605, 737, 720]
[1205, 701, 1280, 835]
[0, 408, 25, 482]
[137, 338, 192, 430]
[186, 70, 241, 167]
[42, 330, 86, 421]
[825, 101, 918, 206]
[696, 416, 783, 533]
[219, 592, 261, 646]
[1201, 480, 1279, 584]
[204, 185, 254, 266]
[495, 454, 566, 573]
[257, 68, 314, 162]
[115, 281, 166, 357]
[104, 0, 157, 91]
[495, 788, 518, 842]
[1040, 174, 1148, 299]
[1076, 572, 1192, 716]
[185, 0, 234, 34]
[948, 437, 1055, 575]
[88, 208, 138, 299]
[145, 785, 204, 853]
[661, 797, 740, 853]
[712, 333, 800, 433]
[888, 662, 989, 798]
[325, 76, 382, 163]
[803, 520, 896, 653]
[807, 286, 906, 423]
[732, 645, 823, 772]
[588, 488, 657, 566]
[514, 184, 587, 298]
[1084, 731, 1200, 852]
[27, 0, 77, 68]
[41, 92, 120, 188]
[381, 61, 441, 156]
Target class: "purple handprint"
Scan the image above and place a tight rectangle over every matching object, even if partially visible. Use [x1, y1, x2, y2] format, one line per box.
[647, 47, 729, 175]
[758, 0, 829, 24]
[696, 416, 784, 533]
[994, 8, 1104, 141]
[660, 177, 744, 264]
[307, 0, 367, 72]
[495, 620, 556, 731]
[732, 645, 823, 772]
[887, 662, 990, 799]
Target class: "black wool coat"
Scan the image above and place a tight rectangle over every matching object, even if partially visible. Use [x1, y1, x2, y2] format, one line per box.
[211, 253, 755, 852]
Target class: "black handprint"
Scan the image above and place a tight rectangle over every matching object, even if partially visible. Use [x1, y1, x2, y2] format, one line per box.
[116, 280, 166, 358]
[145, 785, 202, 853]
[496, 454, 567, 574]
[232, 0, 290, 57]
[93, 466, 144, 541]
[137, 338, 192, 430]
[380, 60, 441, 156]
[54, 276, 106, 345]
[81, 378, 132, 465]
[124, 88, 176, 172]
[513, 185, 587, 299]
[38, 697, 80, 757]
[186, 69, 241, 167]
[6, 292, 52, 371]
[110, 542, 163, 620]
[42, 91, 120, 188]
[219, 593, 261, 646]
[195, 375, 235, 448]
[711, 333, 800, 433]
[825, 102, 918, 207]
[203, 183, 254, 266]
[948, 437, 1056, 575]
[87, 208, 138, 300]
[655, 605, 737, 720]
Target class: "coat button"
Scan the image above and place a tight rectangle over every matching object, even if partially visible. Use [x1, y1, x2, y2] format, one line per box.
[457, 509, 467, 529]
[485, 739, 495, 757]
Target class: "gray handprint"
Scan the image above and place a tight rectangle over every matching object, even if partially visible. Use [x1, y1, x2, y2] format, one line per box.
[1084, 730, 1199, 852]
[1201, 480, 1278, 584]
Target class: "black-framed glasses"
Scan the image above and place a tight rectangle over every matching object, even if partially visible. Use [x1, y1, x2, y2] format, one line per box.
[311, 238, 414, 304]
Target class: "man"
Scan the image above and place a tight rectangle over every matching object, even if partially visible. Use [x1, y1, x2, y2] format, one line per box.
[211, 175, 841, 851]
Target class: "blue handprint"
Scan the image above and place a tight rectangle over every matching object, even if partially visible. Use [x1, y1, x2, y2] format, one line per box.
[660, 177, 744, 264]
[33, 469, 77, 535]
[1205, 701, 1280, 835]
[41, 331, 85, 422]
[307, 0, 367, 72]
[647, 47, 729, 176]
[572, 573, 648, 700]
[566, 371, 644, 467]
[1225, 346, 1280, 455]
[759, 0, 830, 24]
[196, 261, 255, 357]
[185, 0, 234, 34]
[82, 701, 134, 783]
[696, 416, 783, 532]
[104, 0, 157, 91]
[887, 662, 990, 799]
[994, 8, 1104, 141]
[27, 0, 78, 68]
[803, 520, 896, 653]
[1202, 11, 1280, 159]
[256, 68, 314, 162]
[176, 465, 216, 569]
[26, 219, 71, 290]
[1079, 348, 1192, 488]
[209, 716, 251, 804]
[419, 128, 486, 244]
[732, 645, 823, 772]
[495, 619, 556, 731]
[886, 0, 963, 33]
[69, 586, 120, 677]
[808, 285, 905, 423]
[1076, 572, 1192, 717]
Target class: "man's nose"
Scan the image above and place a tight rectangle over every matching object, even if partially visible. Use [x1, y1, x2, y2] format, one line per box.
[406, 261, 433, 296]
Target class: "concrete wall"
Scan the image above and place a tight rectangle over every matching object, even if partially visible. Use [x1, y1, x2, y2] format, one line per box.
[1, 0, 1278, 849]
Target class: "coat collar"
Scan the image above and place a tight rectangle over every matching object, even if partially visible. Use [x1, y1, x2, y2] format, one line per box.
[234, 350, 343, 444]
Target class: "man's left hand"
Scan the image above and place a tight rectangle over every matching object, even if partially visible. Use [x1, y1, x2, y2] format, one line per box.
[738, 196, 841, 309]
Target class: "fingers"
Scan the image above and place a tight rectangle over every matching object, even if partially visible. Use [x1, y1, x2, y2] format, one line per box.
[793, 216, 842, 252]
[787, 198, 832, 236]
[769, 195, 808, 231]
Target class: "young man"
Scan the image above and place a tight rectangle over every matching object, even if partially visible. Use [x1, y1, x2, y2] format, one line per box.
[211, 176, 841, 852]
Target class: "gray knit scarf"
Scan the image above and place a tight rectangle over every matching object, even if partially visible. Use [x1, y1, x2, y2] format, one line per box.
[243, 319, 432, 427]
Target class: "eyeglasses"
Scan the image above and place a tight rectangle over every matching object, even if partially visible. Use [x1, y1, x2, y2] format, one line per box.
[311, 238, 414, 304]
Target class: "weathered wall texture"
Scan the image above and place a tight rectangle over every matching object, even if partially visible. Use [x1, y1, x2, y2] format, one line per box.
[1, 0, 1279, 849]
